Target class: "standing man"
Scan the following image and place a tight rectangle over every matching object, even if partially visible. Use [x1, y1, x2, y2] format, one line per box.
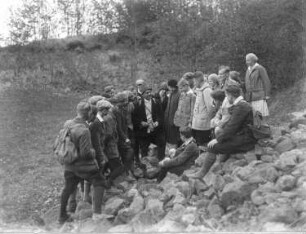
[164, 79, 181, 149]
[192, 71, 214, 149]
[133, 85, 166, 161]
[109, 92, 135, 178]
[244, 53, 271, 123]
[58, 101, 107, 224]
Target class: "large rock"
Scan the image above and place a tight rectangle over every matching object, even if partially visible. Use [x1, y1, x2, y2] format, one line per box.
[274, 136, 296, 153]
[207, 197, 224, 219]
[290, 126, 306, 144]
[104, 197, 125, 216]
[258, 204, 298, 224]
[275, 149, 304, 171]
[276, 175, 296, 191]
[131, 199, 165, 226]
[145, 220, 185, 232]
[223, 158, 248, 174]
[220, 179, 257, 209]
[175, 181, 191, 198]
[107, 224, 133, 232]
[162, 203, 186, 221]
[115, 194, 144, 224]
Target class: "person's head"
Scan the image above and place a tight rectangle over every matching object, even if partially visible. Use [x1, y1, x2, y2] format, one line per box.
[104, 85, 115, 97]
[142, 86, 153, 100]
[229, 71, 241, 84]
[178, 78, 190, 93]
[110, 92, 129, 109]
[245, 53, 258, 67]
[193, 71, 204, 88]
[211, 89, 226, 105]
[96, 100, 113, 116]
[167, 79, 178, 93]
[88, 95, 104, 106]
[218, 66, 230, 82]
[180, 127, 193, 142]
[76, 101, 92, 121]
[88, 105, 98, 123]
[182, 72, 195, 89]
[208, 73, 220, 90]
[225, 85, 241, 104]
[136, 79, 145, 93]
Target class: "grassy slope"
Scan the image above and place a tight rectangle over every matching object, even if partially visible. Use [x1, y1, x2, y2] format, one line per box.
[0, 88, 85, 223]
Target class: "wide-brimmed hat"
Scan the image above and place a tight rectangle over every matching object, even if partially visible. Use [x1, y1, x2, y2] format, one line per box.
[88, 95, 104, 106]
[109, 92, 128, 104]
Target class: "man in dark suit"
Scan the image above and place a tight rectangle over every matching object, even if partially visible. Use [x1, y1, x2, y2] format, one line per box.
[191, 85, 256, 179]
[132, 85, 166, 161]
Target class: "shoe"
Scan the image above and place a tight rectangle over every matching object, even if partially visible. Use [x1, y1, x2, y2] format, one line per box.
[92, 213, 114, 222]
[58, 214, 73, 225]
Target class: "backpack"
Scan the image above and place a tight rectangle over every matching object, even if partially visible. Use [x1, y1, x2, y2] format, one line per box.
[248, 110, 272, 140]
[53, 125, 78, 165]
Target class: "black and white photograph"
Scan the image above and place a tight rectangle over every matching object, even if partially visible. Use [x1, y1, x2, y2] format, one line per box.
[0, 0, 305, 232]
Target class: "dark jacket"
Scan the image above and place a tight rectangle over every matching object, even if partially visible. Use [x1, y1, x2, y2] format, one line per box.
[164, 89, 180, 126]
[132, 97, 163, 137]
[162, 139, 199, 168]
[103, 113, 120, 159]
[89, 117, 106, 165]
[244, 64, 271, 102]
[111, 106, 129, 143]
[216, 100, 254, 144]
[63, 117, 98, 175]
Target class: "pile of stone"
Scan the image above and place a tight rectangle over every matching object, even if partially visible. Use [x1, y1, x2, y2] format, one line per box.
[45, 112, 306, 232]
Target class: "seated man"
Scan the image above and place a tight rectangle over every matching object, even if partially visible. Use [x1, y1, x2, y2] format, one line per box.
[157, 127, 199, 182]
[132, 85, 166, 161]
[191, 85, 257, 179]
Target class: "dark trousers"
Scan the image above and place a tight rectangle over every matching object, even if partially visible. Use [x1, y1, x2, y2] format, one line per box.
[156, 164, 189, 183]
[60, 170, 105, 219]
[138, 133, 166, 160]
[200, 136, 256, 177]
[118, 143, 134, 172]
[192, 129, 212, 146]
[105, 158, 125, 182]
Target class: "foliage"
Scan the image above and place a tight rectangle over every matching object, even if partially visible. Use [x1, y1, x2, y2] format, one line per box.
[5, 0, 305, 91]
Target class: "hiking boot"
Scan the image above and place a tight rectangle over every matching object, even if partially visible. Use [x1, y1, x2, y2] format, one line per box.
[58, 214, 73, 225]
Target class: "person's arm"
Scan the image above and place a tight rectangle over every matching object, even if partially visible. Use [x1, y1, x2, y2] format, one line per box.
[203, 88, 214, 118]
[216, 102, 250, 143]
[162, 143, 198, 168]
[90, 123, 106, 165]
[79, 128, 95, 159]
[259, 66, 271, 98]
[189, 94, 196, 126]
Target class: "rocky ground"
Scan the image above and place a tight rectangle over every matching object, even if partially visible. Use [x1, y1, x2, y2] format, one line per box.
[1, 85, 306, 232]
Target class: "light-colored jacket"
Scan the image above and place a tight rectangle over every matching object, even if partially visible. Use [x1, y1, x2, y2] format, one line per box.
[245, 63, 271, 102]
[174, 90, 196, 129]
[192, 83, 214, 130]
[211, 97, 232, 128]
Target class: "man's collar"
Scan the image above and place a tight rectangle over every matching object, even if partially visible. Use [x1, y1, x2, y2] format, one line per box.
[233, 96, 244, 105]
[182, 137, 194, 146]
[97, 113, 104, 122]
[248, 63, 259, 72]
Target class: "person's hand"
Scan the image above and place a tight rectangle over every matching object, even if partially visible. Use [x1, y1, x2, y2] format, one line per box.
[265, 96, 270, 100]
[125, 138, 130, 143]
[153, 121, 159, 127]
[158, 157, 170, 167]
[141, 121, 148, 127]
[208, 139, 218, 148]
[168, 148, 176, 158]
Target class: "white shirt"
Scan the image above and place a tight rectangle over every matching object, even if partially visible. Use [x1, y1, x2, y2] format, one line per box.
[144, 99, 152, 122]
[97, 113, 104, 123]
[248, 63, 259, 73]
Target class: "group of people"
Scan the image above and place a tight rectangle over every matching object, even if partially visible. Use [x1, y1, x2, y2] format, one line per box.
[57, 52, 271, 224]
